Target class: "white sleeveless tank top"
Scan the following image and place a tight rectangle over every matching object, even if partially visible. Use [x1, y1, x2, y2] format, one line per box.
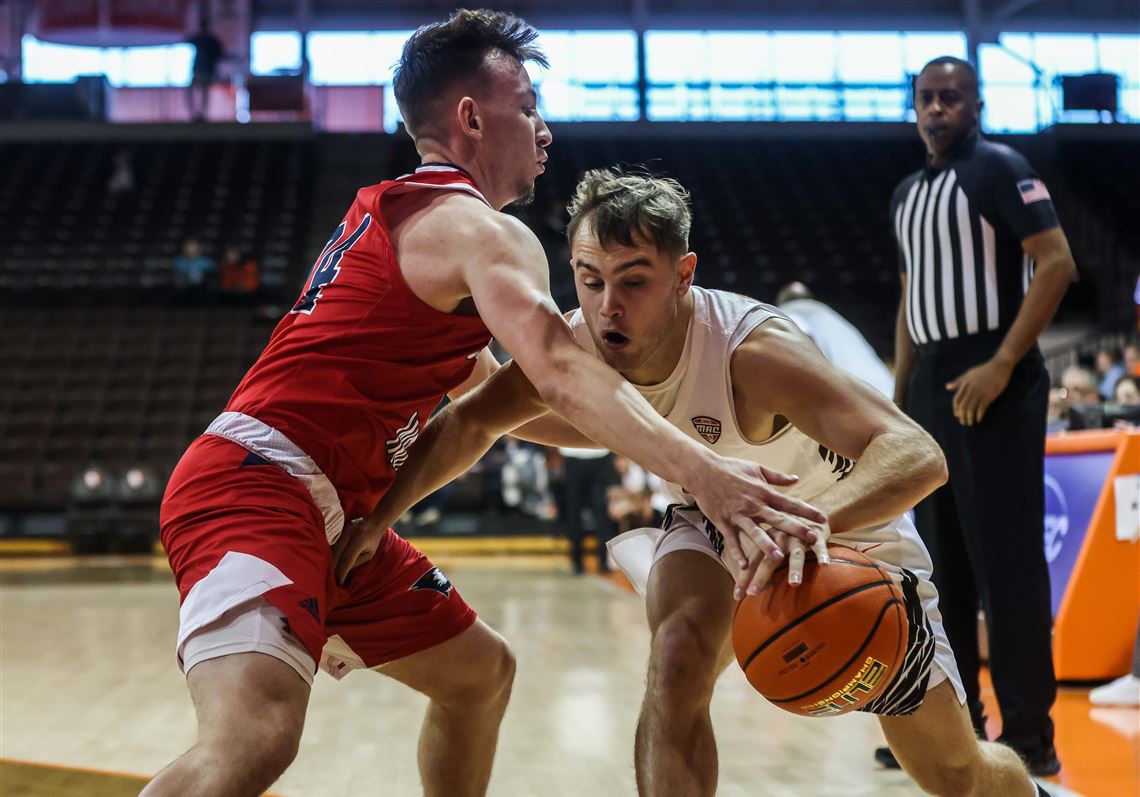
[568, 286, 857, 509]
[573, 290, 959, 715]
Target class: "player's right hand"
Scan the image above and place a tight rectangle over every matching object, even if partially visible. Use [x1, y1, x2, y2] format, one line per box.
[734, 525, 831, 599]
[688, 455, 827, 577]
[332, 517, 387, 584]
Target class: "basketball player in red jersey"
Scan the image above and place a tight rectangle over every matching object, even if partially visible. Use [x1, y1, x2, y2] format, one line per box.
[346, 169, 1053, 797]
[143, 11, 825, 797]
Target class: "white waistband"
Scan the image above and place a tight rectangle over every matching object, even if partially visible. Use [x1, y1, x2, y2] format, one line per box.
[205, 411, 345, 545]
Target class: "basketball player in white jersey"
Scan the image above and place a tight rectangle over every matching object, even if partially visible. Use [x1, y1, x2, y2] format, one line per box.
[335, 169, 1052, 797]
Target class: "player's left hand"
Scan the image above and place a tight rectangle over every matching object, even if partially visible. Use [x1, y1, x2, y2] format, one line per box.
[734, 523, 831, 600]
[332, 517, 387, 584]
[946, 357, 1013, 426]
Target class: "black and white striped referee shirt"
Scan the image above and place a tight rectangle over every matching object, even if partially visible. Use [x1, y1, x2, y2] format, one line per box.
[890, 135, 1060, 346]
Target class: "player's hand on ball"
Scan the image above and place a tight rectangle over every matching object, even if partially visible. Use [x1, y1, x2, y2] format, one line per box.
[733, 524, 831, 599]
[691, 456, 827, 572]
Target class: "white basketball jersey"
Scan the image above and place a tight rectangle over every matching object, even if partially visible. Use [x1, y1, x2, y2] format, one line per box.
[568, 286, 858, 509]
[572, 287, 965, 714]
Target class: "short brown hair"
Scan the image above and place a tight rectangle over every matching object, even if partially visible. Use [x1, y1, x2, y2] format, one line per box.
[566, 168, 691, 259]
[393, 9, 548, 137]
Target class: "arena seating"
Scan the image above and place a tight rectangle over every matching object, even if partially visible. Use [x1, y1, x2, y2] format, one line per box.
[1055, 139, 1140, 254]
[512, 131, 1133, 347]
[517, 134, 936, 348]
[0, 137, 312, 293]
[0, 127, 1134, 524]
[0, 306, 275, 512]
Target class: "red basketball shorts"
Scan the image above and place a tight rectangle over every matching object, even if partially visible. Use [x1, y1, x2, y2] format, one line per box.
[160, 435, 476, 681]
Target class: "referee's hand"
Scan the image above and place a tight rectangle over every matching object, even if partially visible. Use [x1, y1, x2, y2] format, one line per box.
[946, 357, 1014, 426]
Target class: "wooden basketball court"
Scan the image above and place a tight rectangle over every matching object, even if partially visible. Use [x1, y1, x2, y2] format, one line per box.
[0, 553, 1131, 796]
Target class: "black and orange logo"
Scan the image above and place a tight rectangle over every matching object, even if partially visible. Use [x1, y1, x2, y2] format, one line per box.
[691, 416, 722, 444]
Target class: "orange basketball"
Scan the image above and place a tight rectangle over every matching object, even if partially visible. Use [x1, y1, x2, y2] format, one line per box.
[732, 544, 907, 718]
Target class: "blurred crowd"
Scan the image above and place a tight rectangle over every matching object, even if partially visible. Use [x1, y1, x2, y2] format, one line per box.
[401, 440, 670, 574]
[172, 237, 261, 303]
[1049, 343, 1140, 432]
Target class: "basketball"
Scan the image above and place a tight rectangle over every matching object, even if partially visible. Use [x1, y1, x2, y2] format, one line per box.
[732, 544, 907, 718]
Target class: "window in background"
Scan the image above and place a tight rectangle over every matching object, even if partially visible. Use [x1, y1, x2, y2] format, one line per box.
[842, 86, 908, 120]
[303, 29, 636, 129]
[979, 42, 1039, 132]
[771, 32, 840, 120]
[305, 30, 412, 130]
[645, 30, 707, 84]
[709, 31, 770, 84]
[250, 31, 302, 75]
[22, 36, 109, 83]
[645, 30, 774, 120]
[21, 35, 192, 87]
[1097, 34, 1140, 85]
[527, 30, 638, 121]
[306, 32, 386, 85]
[837, 33, 905, 83]
[1033, 33, 1098, 75]
[981, 85, 1041, 133]
[646, 30, 963, 122]
[1033, 33, 1099, 127]
[902, 31, 969, 74]
[372, 32, 414, 132]
[118, 45, 193, 87]
[981, 32, 1140, 131]
[776, 86, 841, 120]
[1095, 33, 1140, 122]
[836, 33, 907, 120]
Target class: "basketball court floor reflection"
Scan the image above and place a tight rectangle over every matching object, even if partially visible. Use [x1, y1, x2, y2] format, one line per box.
[0, 556, 1123, 796]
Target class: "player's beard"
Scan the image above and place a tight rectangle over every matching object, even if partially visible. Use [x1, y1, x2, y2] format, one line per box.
[507, 184, 536, 209]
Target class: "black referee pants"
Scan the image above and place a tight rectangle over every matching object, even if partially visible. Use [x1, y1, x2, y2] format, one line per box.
[907, 333, 1056, 756]
[563, 454, 615, 575]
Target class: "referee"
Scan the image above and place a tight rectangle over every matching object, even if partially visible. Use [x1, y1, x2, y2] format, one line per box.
[883, 56, 1076, 776]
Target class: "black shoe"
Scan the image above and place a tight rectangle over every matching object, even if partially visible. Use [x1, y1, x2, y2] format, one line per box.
[1022, 745, 1061, 777]
[874, 746, 901, 769]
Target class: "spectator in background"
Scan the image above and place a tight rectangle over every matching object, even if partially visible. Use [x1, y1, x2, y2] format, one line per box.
[1135, 274, 1140, 333]
[172, 238, 216, 302]
[107, 148, 135, 195]
[539, 197, 568, 246]
[1095, 348, 1126, 400]
[536, 197, 575, 311]
[776, 281, 894, 398]
[187, 21, 224, 121]
[1110, 375, 1140, 429]
[1089, 619, 1140, 707]
[1061, 365, 1101, 409]
[1125, 343, 1140, 378]
[559, 446, 615, 575]
[409, 480, 460, 528]
[218, 246, 260, 301]
[501, 440, 554, 520]
[1046, 387, 1069, 434]
[1114, 375, 1140, 406]
[606, 456, 655, 535]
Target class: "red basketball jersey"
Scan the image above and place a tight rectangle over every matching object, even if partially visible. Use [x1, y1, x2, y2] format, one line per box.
[224, 164, 494, 520]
